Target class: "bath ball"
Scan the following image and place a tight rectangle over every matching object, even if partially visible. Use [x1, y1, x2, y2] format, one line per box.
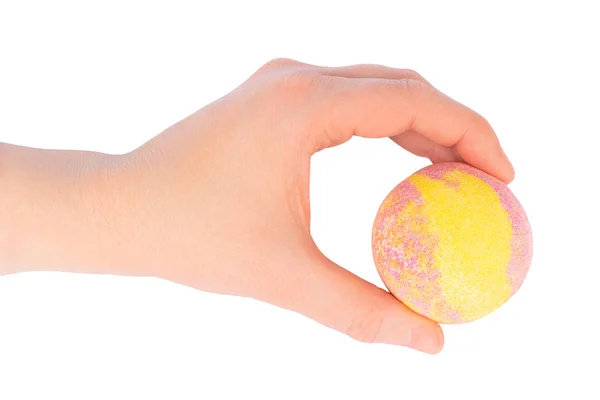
[372, 162, 532, 324]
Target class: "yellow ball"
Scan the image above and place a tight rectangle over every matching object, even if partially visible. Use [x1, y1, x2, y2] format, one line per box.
[372, 162, 533, 323]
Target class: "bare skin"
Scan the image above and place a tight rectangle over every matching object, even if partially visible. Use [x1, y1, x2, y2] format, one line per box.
[0, 59, 514, 354]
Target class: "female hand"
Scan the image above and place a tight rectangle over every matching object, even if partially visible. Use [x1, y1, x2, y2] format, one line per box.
[1, 58, 514, 354]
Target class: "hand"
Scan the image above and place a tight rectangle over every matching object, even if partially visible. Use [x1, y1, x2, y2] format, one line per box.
[1, 58, 514, 354]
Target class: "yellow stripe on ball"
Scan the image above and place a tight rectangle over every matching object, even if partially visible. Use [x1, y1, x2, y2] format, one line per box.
[408, 169, 513, 322]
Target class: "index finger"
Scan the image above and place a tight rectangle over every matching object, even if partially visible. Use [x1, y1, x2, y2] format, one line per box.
[312, 77, 515, 183]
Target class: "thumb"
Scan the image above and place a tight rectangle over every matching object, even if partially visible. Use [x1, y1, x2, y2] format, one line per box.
[282, 253, 444, 354]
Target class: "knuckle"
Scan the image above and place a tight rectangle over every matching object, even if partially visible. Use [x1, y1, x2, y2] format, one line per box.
[400, 68, 426, 82]
[473, 113, 493, 131]
[379, 78, 434, 107]
[389, 77, 426, 94]
[464, 111, 493, 138]
[400, 78, 439, 107]
[252, 58, 325, 97]
[346, 306, 384, 343]
[406, 77, 431, 94]
[258, 57, 301, 73]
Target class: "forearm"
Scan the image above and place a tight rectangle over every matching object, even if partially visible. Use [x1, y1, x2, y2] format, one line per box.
[0, 143, 135, 276]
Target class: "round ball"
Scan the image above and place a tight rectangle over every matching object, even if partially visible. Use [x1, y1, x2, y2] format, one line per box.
[372, 162, 532, 323]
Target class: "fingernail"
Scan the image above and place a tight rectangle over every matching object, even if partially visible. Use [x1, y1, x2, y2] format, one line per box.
[409, 327, 443, 354]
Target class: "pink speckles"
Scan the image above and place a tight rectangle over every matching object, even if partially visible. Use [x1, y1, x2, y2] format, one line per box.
[433, 301, 461, 324]
[505, 204, 533, 294]
[387, 264, 403, 281]
[377, 180, 423, 219]
[372, 178, 458, 322]
[417, 163, 450, 180]
[507, 222, 533, 294]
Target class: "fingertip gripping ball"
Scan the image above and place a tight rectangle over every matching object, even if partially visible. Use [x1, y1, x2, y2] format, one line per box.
[372, 162, 533, 324]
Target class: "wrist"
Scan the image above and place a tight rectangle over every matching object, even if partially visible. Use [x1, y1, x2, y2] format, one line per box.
[0, 144, 134, 276]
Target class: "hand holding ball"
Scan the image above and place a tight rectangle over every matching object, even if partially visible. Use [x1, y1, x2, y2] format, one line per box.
[372, 162, 532, 323]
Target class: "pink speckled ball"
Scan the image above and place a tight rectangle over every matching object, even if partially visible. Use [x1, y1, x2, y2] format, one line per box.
[372, 162, 533, 323]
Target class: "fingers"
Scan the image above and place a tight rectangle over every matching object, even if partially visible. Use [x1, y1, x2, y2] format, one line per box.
[256, 59, 513, 182]
[318, 64, 464, 168]
[281, 252, 444, 354]
[314, 77, 515, 183]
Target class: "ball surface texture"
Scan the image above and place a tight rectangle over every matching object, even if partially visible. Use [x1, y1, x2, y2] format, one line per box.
[372, 162, 532, 323]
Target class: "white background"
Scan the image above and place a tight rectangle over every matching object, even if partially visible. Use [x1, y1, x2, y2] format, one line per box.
[1, 1, 599, 399]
